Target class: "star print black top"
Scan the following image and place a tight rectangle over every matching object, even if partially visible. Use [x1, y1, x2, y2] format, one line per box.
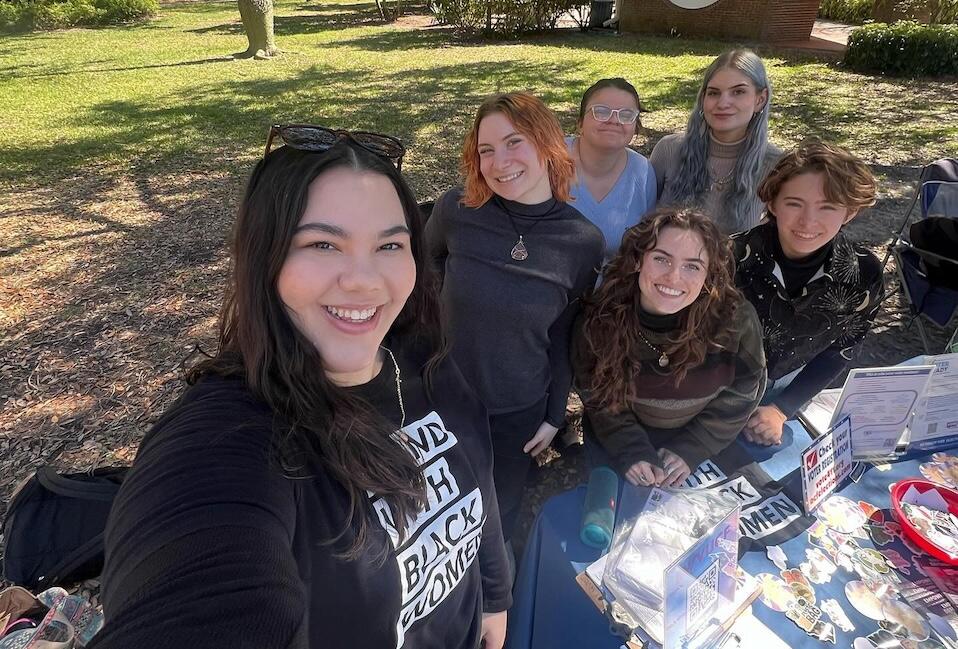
[733, 222, 885, 418]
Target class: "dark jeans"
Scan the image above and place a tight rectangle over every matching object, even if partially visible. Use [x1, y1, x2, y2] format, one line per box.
[490, 397, 548, 542]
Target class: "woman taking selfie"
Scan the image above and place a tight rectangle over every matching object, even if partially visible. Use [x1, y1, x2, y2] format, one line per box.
[90, 129, 511, 649]
[573, 208, 766, 488]
[650, 49, 781, 235]
[736, 139, 882, 447]
[427, 92, 604, 542]
[567, 78, 656, 261]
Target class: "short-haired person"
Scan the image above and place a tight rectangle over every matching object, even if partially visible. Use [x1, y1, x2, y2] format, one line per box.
[573, 208, 766, 488]
[426, 93, 604, 542]
[737, 139, 882, 446]
[90, 130, 511, 649]
[650, 49, 782, 235]
[567, 78, 656, 261]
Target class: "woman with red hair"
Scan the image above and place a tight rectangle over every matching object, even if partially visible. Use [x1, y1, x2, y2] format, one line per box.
[426, 92, 604, 546]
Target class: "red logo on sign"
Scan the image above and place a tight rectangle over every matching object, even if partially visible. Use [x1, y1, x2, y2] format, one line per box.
[806, 450, 819, 470]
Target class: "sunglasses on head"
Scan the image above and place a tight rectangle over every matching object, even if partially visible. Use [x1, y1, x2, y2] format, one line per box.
[264, 124, 406, 170]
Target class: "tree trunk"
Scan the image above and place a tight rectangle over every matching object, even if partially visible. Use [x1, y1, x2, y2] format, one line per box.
[236, 0, 279, 59]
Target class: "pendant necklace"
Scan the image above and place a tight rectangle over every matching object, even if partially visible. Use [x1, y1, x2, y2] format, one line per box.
[380, 345, 407, 440]
[495, 196, 556, 262]
[636, 329, 670, 368]
[708, 165, 735, 192]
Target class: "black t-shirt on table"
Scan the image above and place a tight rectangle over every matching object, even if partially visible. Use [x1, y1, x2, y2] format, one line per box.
[89, 344, 511, 649]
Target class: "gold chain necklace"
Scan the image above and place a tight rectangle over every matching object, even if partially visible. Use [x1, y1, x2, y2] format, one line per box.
[380, 345, 407, 438]
[636, 330, 670, 368]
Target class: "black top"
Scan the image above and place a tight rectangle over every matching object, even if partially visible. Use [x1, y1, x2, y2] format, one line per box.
[772, 235, 833, 300]
[90, 344, 511, 649]
[425, 187, 605, 426]
[733, 222, 885, 418]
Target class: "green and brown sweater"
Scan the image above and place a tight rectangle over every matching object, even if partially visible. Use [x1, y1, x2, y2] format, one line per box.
[572, 301, 767, 474]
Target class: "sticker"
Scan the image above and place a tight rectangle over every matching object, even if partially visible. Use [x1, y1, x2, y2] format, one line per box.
[757, 573, 795, 612]
[767, 545, 788, 571]
[869, 524, 895, 547]
[856, 548, 892, 575]
[782, 568, 810, 587]
[809, 619, 837, 644]
[789, 582, 816, 605]
[884, 522, 903, 539]
[860, 500, 881, 519]
[821, 597, 855, 633]
[851, 639, 874, 649]
[867, 628, 904, 647]
[801, 548, 837, 584]
[881, 549, 912, 575]
[817, 495, 867, 534]
[785, 597, 822, 633]
[882, 598, 930, 641]
[845, 580, 887, 620]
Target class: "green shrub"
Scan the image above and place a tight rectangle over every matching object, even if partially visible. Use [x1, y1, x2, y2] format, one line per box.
[819, 0, 874, 24]
[845, 20, 958, 75]
[0, 0, 156, 31]
[430, 0, 579, 35]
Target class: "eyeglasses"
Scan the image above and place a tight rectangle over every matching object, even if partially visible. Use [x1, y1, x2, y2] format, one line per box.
[589, 105, 640, 125]
[264, 124, 406, 170]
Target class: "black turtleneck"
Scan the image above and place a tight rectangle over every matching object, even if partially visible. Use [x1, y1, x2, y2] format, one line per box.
[636, 303, 683, 334]
[772, 234, 833, 300]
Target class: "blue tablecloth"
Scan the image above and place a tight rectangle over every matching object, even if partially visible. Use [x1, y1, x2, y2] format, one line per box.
[505, 420, 952, 649]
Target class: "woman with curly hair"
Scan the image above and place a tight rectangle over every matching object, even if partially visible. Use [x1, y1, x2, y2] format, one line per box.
[650, 49, 781, 235]
[572, 208, 766, 487]
[426, 92, 604, 541]
[736, 139, 882, 447]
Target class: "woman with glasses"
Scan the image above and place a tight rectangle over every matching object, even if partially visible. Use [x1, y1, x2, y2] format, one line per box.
[91, 129, 512, 649]
[650, 49, 781, 236]
[736, 140, 881, 447]
[567, 78, 656, 262]
[573, 208, 766, 488]
[426, 93, 604, 546]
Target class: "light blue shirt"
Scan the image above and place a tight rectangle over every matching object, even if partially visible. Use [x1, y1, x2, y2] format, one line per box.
[566, 136, 657, 262]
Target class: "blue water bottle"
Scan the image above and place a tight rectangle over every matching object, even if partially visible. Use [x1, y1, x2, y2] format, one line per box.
[580, 466, 619, 549]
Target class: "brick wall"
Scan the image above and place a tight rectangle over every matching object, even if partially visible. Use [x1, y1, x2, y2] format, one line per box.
[619, 0, 820, 42]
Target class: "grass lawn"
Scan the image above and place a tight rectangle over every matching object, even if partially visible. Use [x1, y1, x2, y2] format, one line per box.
[0, 0, 956, 504]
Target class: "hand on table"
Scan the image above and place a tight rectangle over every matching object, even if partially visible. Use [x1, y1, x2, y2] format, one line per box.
[657, 448, 691, 488]
[523, 421, 559, 456]
[480, 610, 507, 649]
[743, 405, 787, 446]
[624, 461, 666, 487]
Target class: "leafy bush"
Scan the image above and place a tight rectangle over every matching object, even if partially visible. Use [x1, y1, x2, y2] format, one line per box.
[819, 0, 874, 24]
[0, 0, 156, 31]
[430, 0, 580, 35]
[845, 20, 958, 75]
[932, 0, 958, 22]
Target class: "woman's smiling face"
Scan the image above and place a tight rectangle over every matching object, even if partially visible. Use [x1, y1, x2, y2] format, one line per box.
[638, 226, 709, 316]
[771, 171, 856, 260]
[277, 166, 416, 386]
[477, 111, 552, 205]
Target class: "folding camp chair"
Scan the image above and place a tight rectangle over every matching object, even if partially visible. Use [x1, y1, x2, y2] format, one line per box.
[885, 158, 958, 353]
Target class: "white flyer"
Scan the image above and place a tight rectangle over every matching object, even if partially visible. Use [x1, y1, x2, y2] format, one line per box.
[828, 365, 934, 459]
[910, 353, 958, 451]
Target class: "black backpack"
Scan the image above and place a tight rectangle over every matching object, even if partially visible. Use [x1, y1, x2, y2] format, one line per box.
[2, 466, 128, 590]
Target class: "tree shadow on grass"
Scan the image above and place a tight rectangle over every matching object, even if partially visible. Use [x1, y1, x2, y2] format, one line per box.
[188, 0, 385, 35]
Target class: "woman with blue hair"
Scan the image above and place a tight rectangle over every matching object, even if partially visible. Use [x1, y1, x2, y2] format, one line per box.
[650, 49, 782, 235]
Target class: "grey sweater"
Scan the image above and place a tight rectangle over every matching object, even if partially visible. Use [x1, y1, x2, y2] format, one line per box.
[425, 187, 604, 426]
[650, 132, 782, 235]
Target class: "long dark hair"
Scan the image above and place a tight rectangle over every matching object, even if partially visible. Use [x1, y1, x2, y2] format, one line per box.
[190, 142, 442, 558]
[581, 208, 743, 412]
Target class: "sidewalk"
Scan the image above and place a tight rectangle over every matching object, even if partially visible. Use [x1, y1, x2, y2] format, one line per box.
[774, 18, 856, 55]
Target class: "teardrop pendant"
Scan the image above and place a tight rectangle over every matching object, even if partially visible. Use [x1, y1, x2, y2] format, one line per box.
[658, 353, 669, 368]
[511, 236, 528, 261]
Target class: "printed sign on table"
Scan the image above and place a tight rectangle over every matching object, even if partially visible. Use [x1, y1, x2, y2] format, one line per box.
[801, 416, 853, 514]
